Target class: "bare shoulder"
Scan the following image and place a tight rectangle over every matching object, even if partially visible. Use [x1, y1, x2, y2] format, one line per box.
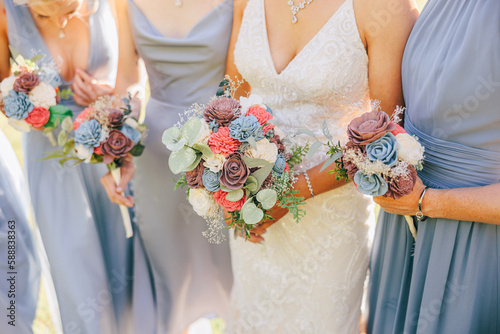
[0, 0, 7, 36]
[354, 0, 419, 45]
[233, 0, 249, 19]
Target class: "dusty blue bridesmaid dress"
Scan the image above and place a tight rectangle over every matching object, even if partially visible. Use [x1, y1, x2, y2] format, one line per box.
[0, 130, 40, 334]
[128, 1, 234, 333]
[368, 0, 500, 333]
[4, 1, 140, 333]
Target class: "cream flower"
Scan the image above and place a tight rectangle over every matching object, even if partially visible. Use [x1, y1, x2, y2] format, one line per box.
[203, 153, 226, 173]
[396, 133, 424, 166]
[189, 188, 219, 217]
[244, 138, 278, 164]
[274, 126, 286, 140]
[0, 76, 16, 97]
[124, 117, 139, 129]
[28, 82, 56, 108]
[239, 94, 265, 116]
[194, 118, 211, 145]
[8, 118, 31, 132]
[75, 144, 94, 163]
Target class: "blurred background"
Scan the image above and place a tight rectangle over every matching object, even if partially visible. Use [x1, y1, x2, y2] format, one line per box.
[1, 0, 428, 332]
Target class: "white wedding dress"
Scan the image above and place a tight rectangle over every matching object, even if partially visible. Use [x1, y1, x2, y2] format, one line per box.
[227, 0, 373, 333]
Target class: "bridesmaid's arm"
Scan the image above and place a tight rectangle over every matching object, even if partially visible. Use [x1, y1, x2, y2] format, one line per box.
[225, 0, 251, 99]
[374, 181, 500, 224]
[0, 0, 11, 80]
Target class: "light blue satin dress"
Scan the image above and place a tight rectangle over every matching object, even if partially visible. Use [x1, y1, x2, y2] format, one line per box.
[0, 130, 40, 334]
[368, 0, 500, 333]
[128, 1, 234, 333]
[5, 1, 139, 333]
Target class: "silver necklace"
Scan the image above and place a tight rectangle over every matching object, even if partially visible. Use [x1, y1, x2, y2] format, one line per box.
[287, 0, 314, 23]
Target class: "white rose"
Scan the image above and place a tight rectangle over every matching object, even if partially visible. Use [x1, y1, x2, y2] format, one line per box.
[244, 138, 278, 164]
[239, 94, 265, 116]
[203, 153, 226, 173]
[188, 188, 218, 217]
[194, 119, 211, 145]
[124, 117, 139, 129]
[396, 133, 424, 166]
[0, 76, 16, 97]
[75, 144, 94, 163]
[273, 126, 286, 140]
[28, 82, 57, 108]
[8, 118, 31, 132]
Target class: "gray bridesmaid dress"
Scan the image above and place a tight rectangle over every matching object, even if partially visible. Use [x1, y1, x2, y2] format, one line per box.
[0, 130, 40, 334]
[4, 0, 141, 333]
[368, 0, 500, 333]
[128, 1, 234, 333]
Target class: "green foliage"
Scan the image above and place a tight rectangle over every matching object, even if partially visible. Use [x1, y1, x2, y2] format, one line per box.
[173, 174, 188, 191]
[325, 140, 349, 182]
[287, 143, 309, 170]
[278, 189, 306, 223]
[58, 88, 74, 100]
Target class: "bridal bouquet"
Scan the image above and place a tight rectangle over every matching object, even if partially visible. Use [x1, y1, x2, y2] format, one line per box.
[46, 94, 147, 238]
[163, 79, 307, 243]
[0, 47, 73, 141]
[304, 107, 425, 238]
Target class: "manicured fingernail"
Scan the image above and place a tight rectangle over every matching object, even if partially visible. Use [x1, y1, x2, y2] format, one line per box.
[116, 187, 123, 192]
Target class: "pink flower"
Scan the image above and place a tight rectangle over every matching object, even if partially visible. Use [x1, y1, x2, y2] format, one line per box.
[208, 127, 240, 157]
[214, 190, 246, 212]
[247, 106, 272, 125]
[347, 110, 396, 145]
[25, 106, 50, 128]
[73, 108, 93, 130]
[391, 123, 406, 136]
[263, 124, 275, 134]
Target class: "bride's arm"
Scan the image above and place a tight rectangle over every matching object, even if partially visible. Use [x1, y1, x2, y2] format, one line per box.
[0, 0, 11, 80]
[225, 0, 251, 98]
[374, 181, 500, 224]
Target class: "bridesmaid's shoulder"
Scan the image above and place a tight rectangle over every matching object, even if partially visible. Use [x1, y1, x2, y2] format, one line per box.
[234, 0, 249, 18]
[0, 0, 6, 33]
[354, 0, 419, 43]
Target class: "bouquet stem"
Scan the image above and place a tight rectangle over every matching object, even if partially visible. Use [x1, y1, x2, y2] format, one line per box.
[110, 168, 134, 238]
[404, 215, 417, 240]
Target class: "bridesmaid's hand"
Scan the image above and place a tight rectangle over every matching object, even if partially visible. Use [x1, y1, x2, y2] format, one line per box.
[100, 155, 135, 208]
[72, 69, 114, 106]
[373, 177, 427, 216]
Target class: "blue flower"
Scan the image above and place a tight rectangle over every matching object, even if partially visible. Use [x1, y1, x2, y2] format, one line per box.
[228, 115, 264, 142]
[39, 69, 62, 88]
[208, 119, 219, 133]
[366, 133, 399, 167]
[120, 123, 141, 144]
[273, 154, 286, 176]
[75, 119, 104, 149]
[3, 90, 34, 120]
[202, 169, 221, 192]
[353, 171, 388, 197]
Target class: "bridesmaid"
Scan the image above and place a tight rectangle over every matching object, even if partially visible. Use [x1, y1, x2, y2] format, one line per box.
[0, 0, 138, 333]
[101, 0, 234, 332]
[0, 129, 40, 334]
[369, 0, 500, 333]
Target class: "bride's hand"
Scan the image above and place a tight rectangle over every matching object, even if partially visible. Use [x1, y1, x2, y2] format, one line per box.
[100, 155, 135, 207]
[373, 177, 427, 216]
[248, 205, 289, 243]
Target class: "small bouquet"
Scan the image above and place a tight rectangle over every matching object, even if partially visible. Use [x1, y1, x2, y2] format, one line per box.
[304, 106, 424, 238]
[0, 47, 73, 141]
[163, 79, 307, 243]
[46, 95, 147, 238]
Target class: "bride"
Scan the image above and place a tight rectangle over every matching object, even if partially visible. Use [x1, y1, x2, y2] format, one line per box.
[225, 0, 418, 332]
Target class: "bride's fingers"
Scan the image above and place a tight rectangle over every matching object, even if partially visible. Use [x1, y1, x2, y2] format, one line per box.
[247, 233, 265, 244]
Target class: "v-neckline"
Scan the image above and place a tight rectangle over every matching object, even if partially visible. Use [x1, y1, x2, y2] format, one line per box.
[25, 7, 94, 84]
[261, 0, 349, 76]
[129, 0, 230, 41]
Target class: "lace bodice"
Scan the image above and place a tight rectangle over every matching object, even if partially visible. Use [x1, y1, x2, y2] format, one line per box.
[234, 0, 369, 168]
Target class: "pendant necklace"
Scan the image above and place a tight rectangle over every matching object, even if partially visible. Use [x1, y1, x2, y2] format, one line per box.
[287, 0, 314, 23]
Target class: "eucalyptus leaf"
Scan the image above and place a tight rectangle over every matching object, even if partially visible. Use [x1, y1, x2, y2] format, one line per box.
[241, 202, 264, 225]
[256, 189, 277, 210]
[63, 138, 75, 154]
[39, 152, 66, 161]
[249, 163, 274, 193]
[184, 153, 203, 172]
[192, 143, 214, 159]
[57, 131, 67, 147]
[181, 117, 202, 145]
[162, 127, 181, 150]
[30, 54, 44, 64]
[226, 189, 244, 202]
[168, 146, 197, 174]
[61, 116, 73, 133]
[320, 152, 343, 172]
[242, 157, 270, 168]
[296, 128, 317, 139]
[307, 141, 323, 160]
[322, 120, 333, 141]
[247, 136, 258, 150]
[243, 175, 259, 192]
[220, 185, 233, 193]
